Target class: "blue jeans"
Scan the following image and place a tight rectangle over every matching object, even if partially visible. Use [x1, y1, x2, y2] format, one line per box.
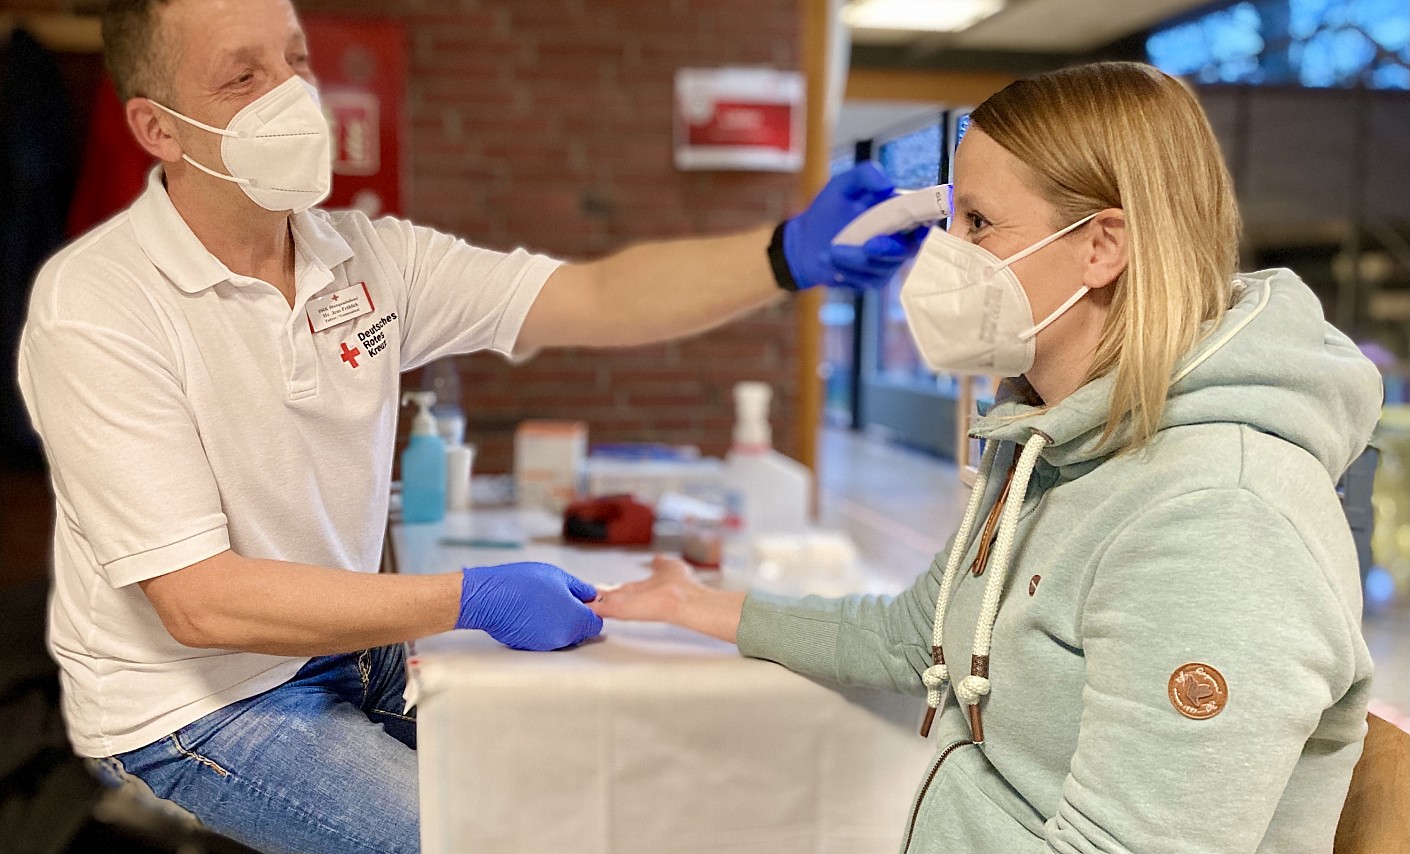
[89, 646, 419, 854]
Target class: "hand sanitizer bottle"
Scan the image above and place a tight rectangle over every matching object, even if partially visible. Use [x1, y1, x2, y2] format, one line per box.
[723, 382, 812, 536]
[401, 391, 446, 523]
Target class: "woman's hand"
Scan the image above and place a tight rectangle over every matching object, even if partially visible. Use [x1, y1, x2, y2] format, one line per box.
[590, 555, 695, 623]
[590, 555, 748, 644]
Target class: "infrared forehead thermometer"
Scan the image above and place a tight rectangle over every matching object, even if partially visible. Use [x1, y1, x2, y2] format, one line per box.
[831, 183, 953, 247]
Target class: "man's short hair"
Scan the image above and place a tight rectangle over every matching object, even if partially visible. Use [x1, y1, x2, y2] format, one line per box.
[101, 0, 177, 103]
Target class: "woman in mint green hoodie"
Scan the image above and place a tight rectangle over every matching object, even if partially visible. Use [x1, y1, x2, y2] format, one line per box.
[592, 61, 1383, 853]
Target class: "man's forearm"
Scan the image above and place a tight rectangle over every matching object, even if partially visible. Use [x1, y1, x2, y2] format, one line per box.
[516, 164, 916, 352]
[591, 224, 781, 347]
[520, 224, 783, 350]
[141, 551, 460, 656]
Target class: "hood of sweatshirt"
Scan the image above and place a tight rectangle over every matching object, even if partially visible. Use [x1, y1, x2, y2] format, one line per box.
[970, 268, 1383, 483]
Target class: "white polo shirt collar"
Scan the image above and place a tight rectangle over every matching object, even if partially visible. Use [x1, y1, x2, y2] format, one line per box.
[129, 167, 354, 295]
[291, 204, 356, 272]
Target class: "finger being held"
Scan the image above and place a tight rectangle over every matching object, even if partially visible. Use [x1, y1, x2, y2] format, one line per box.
[587, 584, 620, 618]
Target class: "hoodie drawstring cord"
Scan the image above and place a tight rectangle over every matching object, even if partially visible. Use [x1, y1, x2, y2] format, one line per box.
[918, 440, 999, 737]
[920, 435, 1049, 743]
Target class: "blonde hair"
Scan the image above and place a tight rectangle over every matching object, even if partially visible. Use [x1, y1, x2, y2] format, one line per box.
[971, 61, 1240, 451]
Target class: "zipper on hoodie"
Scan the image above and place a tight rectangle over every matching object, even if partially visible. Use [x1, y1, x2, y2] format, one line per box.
[902, 739, 974, 854]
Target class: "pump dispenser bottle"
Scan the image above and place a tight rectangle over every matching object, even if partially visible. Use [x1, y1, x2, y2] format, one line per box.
[401, 391, 447, 523]
[723, 382, 812, 536]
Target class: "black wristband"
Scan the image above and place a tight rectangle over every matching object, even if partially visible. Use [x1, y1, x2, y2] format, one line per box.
[767, 221, 802, 293]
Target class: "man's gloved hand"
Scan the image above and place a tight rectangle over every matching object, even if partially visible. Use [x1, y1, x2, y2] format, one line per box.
[777, 162, 926, 291]
[456, 563, 603, 651]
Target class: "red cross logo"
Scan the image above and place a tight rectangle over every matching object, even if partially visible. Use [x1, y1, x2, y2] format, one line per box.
[340, 342, 362, 368]
[331, 293, 340, 301]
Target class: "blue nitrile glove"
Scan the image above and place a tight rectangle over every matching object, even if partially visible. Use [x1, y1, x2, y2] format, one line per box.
[773, 162, 926, 291]
[456, 563, 603, 651]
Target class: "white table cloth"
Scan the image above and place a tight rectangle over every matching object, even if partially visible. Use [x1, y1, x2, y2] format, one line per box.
[395, 509, 936, 854]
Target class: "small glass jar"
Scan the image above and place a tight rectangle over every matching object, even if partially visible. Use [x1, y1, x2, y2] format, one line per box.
[681, 515, 725, 570]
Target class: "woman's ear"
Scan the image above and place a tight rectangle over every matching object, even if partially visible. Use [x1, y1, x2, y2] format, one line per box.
[1083, 208, 1128, 290]
[125, 99, 185, 163]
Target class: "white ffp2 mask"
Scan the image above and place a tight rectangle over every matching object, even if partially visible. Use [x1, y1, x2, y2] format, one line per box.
[900, 212, 1098, 377]
[151, 76, 332, 213]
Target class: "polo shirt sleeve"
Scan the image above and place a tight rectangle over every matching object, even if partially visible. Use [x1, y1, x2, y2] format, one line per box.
[370, 216, 562, 370]
[19, 321, 230, 588]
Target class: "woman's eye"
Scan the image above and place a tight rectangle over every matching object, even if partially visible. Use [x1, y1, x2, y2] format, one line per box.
[966, 212, 990, 234]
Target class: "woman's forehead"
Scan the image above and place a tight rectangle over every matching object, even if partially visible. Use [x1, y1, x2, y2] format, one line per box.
[953, 129, 1045, 211]
[953, 129, 1007, 191]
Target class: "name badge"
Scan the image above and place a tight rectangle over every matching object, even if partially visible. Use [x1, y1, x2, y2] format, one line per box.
[306, 282, 375, 333]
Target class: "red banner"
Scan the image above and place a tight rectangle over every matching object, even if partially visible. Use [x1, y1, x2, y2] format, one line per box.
[302, 15, 407, 217]
[685, 102, 795, 152]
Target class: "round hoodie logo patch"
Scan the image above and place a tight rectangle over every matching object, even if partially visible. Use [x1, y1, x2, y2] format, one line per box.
[1168, 663, 1228, 720]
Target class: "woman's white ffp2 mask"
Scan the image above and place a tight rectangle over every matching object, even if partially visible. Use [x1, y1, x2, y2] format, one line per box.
[151, 76, 332, 213]
[900, 208, 1098, 377]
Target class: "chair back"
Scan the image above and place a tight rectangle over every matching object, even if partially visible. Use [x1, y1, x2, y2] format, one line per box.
[1334, 713, 1410, 854]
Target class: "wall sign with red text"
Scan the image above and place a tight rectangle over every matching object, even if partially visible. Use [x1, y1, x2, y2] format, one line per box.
[674, 68, 805, 172]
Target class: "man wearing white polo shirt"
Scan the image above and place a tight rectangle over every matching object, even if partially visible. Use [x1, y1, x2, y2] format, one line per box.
[17, 0, 921, 851]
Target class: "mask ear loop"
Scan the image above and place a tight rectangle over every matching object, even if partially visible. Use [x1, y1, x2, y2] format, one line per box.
[179, 154, 257, 188]
[148, 100, 256, 187]
[997, 211, 1099, 270]
[1018, 284, 1090, 342]
[996, 212, 1101, 343]
[149, 100, 244, 138]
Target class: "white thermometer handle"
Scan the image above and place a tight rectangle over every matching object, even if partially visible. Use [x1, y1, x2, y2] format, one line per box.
[831, 184, 952, 247]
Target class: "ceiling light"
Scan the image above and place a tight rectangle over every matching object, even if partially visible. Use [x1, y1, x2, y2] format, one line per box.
[842, 0, 1005, 33]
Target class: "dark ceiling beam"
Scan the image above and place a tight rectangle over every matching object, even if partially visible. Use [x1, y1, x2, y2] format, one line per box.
[849, 37, 1146, 73]
[850, 44, 1078, 72]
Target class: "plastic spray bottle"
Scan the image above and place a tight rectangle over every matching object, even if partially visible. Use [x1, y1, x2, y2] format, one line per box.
[401, 391, 447, 523]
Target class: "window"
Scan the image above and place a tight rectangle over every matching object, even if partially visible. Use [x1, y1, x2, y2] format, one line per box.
[1147, 0, 1409, 90]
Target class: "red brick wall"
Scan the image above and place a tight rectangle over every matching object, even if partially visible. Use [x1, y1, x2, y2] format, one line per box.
[2, 0, 808, 472]
[300, 0, 808, 473]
